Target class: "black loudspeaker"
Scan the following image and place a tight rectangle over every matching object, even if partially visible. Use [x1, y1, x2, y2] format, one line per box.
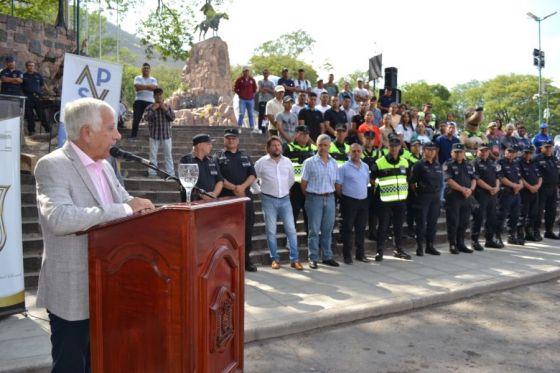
[384, 67, 398, 89]
[378, 88, 401, 104]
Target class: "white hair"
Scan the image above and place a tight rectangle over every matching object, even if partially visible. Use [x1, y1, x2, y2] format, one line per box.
[316, 134, 332, 145]
[64, 98, 115, 141]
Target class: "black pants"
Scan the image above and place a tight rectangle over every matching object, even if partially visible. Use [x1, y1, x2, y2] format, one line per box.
[245, 197, 255, 264]
[48, 311, 90, 373]
[471, 191, 497, 240]
[497, 190, 520, 235]
[290, 183, 308, 234]
[131, 100, 151, 138]
[25, 96, 50, 133]
[376, 200, 405, 253]
[406, 190, 416, 230]
[536, 185, 557, 232]
[445, 192, 471, 245]
[414, 192, 440, 245]
[367, 187, 379, 238]
[520, 189, 539, 229]
[257, 101, 267, 130]
[341, 195, 368, 260]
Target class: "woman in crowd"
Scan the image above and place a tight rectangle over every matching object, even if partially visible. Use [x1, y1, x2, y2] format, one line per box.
[410, 107, 419, 128]
[411, 120, 431, 144]
[379, 113, 396, 148]
[396, 111, 415, 149]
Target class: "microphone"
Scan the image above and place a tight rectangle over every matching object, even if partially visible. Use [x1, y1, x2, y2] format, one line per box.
[110, 146, 151, 166]
[110, 146, 216, 200]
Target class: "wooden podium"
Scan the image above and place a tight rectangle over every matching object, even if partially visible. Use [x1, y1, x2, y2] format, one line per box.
[87, 198, 248, 372]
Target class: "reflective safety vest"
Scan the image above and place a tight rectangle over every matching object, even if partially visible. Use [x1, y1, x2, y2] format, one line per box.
[402, 150, 421, 166]
[329, 142, 350, 166]
[286, 142, 317, 182]
[362, 148, 382, 188]
[375, 156, 409, 202]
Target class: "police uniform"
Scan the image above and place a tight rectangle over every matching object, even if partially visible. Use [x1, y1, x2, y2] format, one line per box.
[361, 132, 383, 240]
[518, 146, 541, 241]
[444, 143, 477, 254]
[409, 142, 442, 256]
[215, 128, 257, 271]
[534, 141, 560, 239]
[179, 134, 223, 201]
[496, 147, 523, 245]
[403, 142, 422, 237]
[371, 135, 411, 261]
[283, 126, 317, 234]
[471, 144, 501, 250]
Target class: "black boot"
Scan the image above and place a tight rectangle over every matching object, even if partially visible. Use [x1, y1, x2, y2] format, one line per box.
[496, 233, 505, 248]
[524, 227, 536, 242]
[471, 236, 484, 251]
[425, 241, 441, 255]
[449, 244, 459, 254]
[534, 229, 543, 242]
[516, 227, 525, 245]
[458, 243, 474, 253]
[507, 233, 520, 245]
[374, 251, 384, 262]
[416, 242, 424, 257]
[484, 236, 502, 249]
[394, 247, 411, 260]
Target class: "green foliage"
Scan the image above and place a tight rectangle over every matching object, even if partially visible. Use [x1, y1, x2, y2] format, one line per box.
[254, 29, 315, 60]
[120, 62, 183, 106]
[245, 55, 318, 84]
[400, 81, 453, 123]
[337, 70, 369, 89]
[0, 0, 58, 23]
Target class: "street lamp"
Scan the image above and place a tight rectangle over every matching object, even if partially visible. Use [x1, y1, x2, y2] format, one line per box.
[526, 11, 557, 125]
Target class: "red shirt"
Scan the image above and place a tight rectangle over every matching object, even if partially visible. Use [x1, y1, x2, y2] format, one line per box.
[234, 76, 257, 100]
[358, 123, 381, 147]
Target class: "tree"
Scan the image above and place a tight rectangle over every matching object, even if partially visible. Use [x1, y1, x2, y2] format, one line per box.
[337, 70, 369, 90]
[0, 0, 58, 23]
[243, 55, 318, 85]
[254, 30, 315, 60]
[120, 62, 183, 106]
[400, 81, 453, 122]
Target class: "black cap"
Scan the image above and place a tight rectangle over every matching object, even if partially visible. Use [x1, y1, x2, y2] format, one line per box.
[282, 96, 294, 103]
[363, 131, 375, 139]
[452, 143, 465, 151]
[542, 140, 554, 147]
[423, 141, 437, 149]
[295, 125, 310, 133]
[193, 134, 214, 145]
[523, 145, 536, 153]
[224, 128, 239, 137]
[478, 143, 490, 150]
[388, 134, 401, 145]
[335, 123, 347, 131]
[410, 139, 421, 146]
[4, 56, 14, 62]
[505, 144, 519, 152]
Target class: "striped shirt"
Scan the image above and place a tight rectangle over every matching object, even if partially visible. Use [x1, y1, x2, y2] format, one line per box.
[302, 154, 338, 194]
[144, 103, 175, 140]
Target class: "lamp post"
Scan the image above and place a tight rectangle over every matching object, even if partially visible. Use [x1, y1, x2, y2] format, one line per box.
[527, 11, 557, 125]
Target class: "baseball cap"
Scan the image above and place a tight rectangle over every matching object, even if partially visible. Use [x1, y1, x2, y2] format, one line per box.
[410, 139, 421, 146]
[423, 141, 437, 149]
[193, 134, 214, 145]
[540, 123, 548, 129]
[542, 140, 554, 147]
[523, 145, 536, 153]
[295, 125, 310, 133]
[275, 85, 285, 92]
[478, 143, 490, 150]
[487, 122, 497, 129]
[282, 95, 293, 103]
[335, 123, 347, 131]
[452, 143, 465, 152]
[224, 128, 239, 137]
[388, 134, 401, 145]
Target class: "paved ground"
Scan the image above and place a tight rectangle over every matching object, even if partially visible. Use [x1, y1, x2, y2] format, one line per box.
[245, 279, 560, 373]
[1, 239, 559, 372]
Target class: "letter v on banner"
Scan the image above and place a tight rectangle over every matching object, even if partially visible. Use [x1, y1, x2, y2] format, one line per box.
[59, 53, 123, 146]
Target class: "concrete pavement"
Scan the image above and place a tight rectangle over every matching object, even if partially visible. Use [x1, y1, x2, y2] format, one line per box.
[1, 238, 560, 372]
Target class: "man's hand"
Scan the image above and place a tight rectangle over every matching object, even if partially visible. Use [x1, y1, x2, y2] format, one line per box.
[201, 192, 217, 201]
[462, 187, 472, 198]
[127, 197, 155, 213]
[233, 185, 246, 197]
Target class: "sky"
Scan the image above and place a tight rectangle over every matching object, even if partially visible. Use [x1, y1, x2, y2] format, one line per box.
[119, 0, 560, 89]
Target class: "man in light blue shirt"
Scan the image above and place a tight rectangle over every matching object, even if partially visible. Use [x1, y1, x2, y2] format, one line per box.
[336, 143, 371, 264]
[301, 134, 339, 269]
[532, 123, 553, 153]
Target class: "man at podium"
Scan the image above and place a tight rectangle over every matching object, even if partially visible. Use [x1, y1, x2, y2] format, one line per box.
[34, 98, 154, 372]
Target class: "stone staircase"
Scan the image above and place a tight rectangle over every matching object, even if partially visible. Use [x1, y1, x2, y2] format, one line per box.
[20, 126, 452, 289]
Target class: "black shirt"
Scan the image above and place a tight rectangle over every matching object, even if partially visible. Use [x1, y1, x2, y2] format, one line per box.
[0, 68, 23, 96]
[518, 158, 540, 186]
[500, 135, 518, 151]
[472, 157, 498, 190]
[179, 153, 223, 199]
[22, 72, 44, 97]
[444, 159, 476, 194]
[410, 159, 443, 194]
[534, 153, 560, 186]
[497, 157, 521, 189]
[351, 113, 365, 127]
[215, 149, 256, 197]
[323, 108, 347, 128]
[362, 148, 382, 171]
[298, 108, 323, 141]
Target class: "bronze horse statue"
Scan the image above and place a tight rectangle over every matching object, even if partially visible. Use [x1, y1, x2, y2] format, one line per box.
[195, 13, 229, 40]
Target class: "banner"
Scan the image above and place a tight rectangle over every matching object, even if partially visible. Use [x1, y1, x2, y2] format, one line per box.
[368, 54, 383, 81]
[0, 114, 25, 316]
[59, 53, 123, 144]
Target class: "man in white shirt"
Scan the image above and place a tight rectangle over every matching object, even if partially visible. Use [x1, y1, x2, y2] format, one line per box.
[353, 78, 370, 105]
[265, 85, 285, 137]
[254, 136, 303, 270]
[130, 62, 157, 138]
[291, 92, 307, 116]
[316, 92, 331, 114]
[294, 68, 311, 102]
[311, 78, 328, 98]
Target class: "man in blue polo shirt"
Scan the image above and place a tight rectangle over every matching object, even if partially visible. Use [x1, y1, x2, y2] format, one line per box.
[277, 68, 296, 99]
[22, 61, 51, 135]
[0, 56, 23, 96]
[436, 123, 460, 165]
[532, 123, 553, 152]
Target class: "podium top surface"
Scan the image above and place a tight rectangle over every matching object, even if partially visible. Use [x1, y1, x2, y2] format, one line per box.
[82, 196, 250, 234]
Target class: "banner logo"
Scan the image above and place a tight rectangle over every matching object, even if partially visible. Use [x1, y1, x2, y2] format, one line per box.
[0, 185, 9, 251]
[75, 64, 111, 100]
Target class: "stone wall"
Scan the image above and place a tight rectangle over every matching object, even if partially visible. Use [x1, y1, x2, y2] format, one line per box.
[0, 14, 76, 92]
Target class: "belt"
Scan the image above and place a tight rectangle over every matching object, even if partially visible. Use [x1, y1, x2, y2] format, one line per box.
[307, 192, 334, 196]
[262, 193, 288, 199]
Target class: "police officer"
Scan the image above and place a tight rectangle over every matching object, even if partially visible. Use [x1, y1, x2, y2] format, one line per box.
[22, 61, 51, 135]
[404, 140, 422, 238]
[179, 134, 223, 200]
[534, 140, 560, 240]
[361, 131, 383, 240]
[283, 125, 316, 234]
[329, 123, 350, 165]
[444, 143, 477, 254]
[471, 143, 502, 250]
[215, 128, 258, 272]
[496, 145, 524, 245]
[518, 145, 542, 242]
[371, 134, 411, 261]
[409, 141, 442, 256]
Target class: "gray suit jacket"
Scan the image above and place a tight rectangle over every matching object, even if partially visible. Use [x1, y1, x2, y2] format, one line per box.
[35, 142, 133, 321]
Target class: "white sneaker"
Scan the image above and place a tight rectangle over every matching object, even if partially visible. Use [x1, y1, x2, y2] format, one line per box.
[238, 127, 242, 134]
[252, 128, 261, 134]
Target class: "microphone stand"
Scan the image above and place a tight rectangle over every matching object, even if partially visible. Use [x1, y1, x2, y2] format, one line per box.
[142, 162, 216, 201]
